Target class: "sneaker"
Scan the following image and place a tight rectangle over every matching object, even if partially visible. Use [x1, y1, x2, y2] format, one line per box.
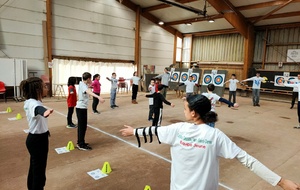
[77, 142, 89, 146]
[110, 106, 115, 109]
[290, 106, 294, 109]
[76, 144, 92, 151]
[93, 111, 100, 114]
[113, 105, 119, 107]
[294, 126, 300, 129]
[256, 104, 260, 107]
[66, 124, 77, 128]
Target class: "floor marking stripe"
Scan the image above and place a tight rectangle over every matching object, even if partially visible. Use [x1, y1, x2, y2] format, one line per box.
[53, 109, 234, 190]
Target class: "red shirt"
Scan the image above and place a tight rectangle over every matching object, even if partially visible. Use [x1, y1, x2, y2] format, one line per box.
[67, 85, 77, 107]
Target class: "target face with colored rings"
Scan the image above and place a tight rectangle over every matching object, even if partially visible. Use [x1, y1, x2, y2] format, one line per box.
[181, 73, 188, 82]
[191, 74, 198, 82]
[275, 77, 285, 85]
[287, 77, 295, 84]
[172, 73, 179, 80]
[203, 75, 212, 84]
[214, 75, 223, 85]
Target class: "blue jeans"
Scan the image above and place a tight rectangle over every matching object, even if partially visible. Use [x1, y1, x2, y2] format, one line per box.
[252, 89, 260, 105]
[110, 88, 117, 106]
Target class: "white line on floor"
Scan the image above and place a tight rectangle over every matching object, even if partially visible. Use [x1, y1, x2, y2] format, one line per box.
[54, 109, 234, 190]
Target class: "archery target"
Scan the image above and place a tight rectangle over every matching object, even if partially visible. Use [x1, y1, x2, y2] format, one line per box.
[288, 77, 296, 84]
[202, 74, 213, 85]
[274, 76, 285, 86]
[191, 73, 199, 83]
[170, 71, 180, 82]
[180, 72, 189, 83]
[213, 74, 225, 87]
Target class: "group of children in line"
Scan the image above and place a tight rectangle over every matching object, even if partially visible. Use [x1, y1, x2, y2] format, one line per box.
[19, 70, 300, 190]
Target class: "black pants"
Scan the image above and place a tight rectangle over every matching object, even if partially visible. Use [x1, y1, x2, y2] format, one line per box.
[76, 108, 88, 146]
[67, 107, 74, 125]
[148, 105, 154, 120]
[152, 108, 163, 127]
[92, 92, 100, 112]
[298, 101, 300, 123]
[26, 131, 49, 190]
[229, 91, 236, 103]
[291, 92, 298, 107]
[132, 84, 138, 100]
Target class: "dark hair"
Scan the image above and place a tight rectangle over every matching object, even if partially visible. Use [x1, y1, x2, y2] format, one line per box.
[93, 74, 100, 81]
[82, 72, 92, 81]
[20, 77, 44, 100]
[207, 83, 215, 91]
[231, 74, 236, 77]
[68, 77, 77, 86]
[150, 78, 155, 82]
[112, 72, 116, 76]
[133, 71, 137, 76]
[165, 67, 169, 71]
[186, 94, 218, 123]
[158, 84, 164, 91]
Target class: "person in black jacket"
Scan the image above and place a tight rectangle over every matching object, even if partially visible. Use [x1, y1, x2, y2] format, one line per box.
[146, 84, 175, 126]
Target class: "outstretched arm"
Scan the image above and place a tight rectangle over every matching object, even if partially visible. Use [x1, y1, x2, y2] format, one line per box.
[86, 88, 105, 103]
[236, 150, 300, 189]
[219, 97, 238, 108]
[35, 106, 54, 118]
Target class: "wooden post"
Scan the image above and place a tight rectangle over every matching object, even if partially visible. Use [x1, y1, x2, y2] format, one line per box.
[46, 0, 53, 96]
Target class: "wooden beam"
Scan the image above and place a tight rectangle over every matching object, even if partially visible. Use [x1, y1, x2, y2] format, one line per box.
[173, 34, 177, 65]
[262, 29, 268, 69]
[207, 0, 252, 38]
[190, 28, 239, 37]
[143, 0, 197, 12]
[252, 0, 294, 24]
[135, 7, 141, 75]
[255, 22, 300, 30]
[237, 0, 300, 11]
[46, 0, 53, 96]
[249, 11, 300, 22]
[52, 55, 134, 63]
[243, 25, 255, 79]
[165, 14, 223, 25]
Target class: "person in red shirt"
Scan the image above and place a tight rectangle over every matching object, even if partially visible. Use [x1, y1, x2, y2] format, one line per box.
[91, 74, 101, 114]
[66, 77, 77, 128]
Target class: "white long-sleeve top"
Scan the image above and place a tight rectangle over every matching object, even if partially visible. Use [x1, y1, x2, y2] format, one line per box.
[134, 123, 281, 190]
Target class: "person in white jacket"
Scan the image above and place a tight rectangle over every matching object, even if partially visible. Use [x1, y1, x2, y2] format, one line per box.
[120, 94, 300, 190]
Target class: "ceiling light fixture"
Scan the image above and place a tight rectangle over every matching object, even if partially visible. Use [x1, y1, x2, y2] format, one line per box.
[158, 21, 164, 25]
[208, 19, 215, 23]
[186, 23, 192, 26]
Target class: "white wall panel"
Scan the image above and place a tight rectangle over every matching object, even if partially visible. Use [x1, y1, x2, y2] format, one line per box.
[0, 0, 175, 76]
[140, 18, 174, 70]
[1, 32, 42, 47]
[0, 19, 43, 36]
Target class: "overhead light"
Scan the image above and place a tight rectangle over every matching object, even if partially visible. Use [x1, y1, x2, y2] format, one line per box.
[186, 23, 192, 26]
[208, 19, 214, 23]
[158, 21, 164, 25]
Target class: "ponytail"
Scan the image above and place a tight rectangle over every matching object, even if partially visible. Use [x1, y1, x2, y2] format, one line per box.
[187, 94, 218, 123]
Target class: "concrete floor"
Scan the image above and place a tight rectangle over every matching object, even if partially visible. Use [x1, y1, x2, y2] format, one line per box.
[0, 91, 299, 190]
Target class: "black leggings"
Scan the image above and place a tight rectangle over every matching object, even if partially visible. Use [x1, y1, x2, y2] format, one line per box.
[76, 108, 88, 146]
[26, 131, 49, 190]
[92, 93, 100, 112]
[67, 107, 74, 125]
[132, 84, 138, 100]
